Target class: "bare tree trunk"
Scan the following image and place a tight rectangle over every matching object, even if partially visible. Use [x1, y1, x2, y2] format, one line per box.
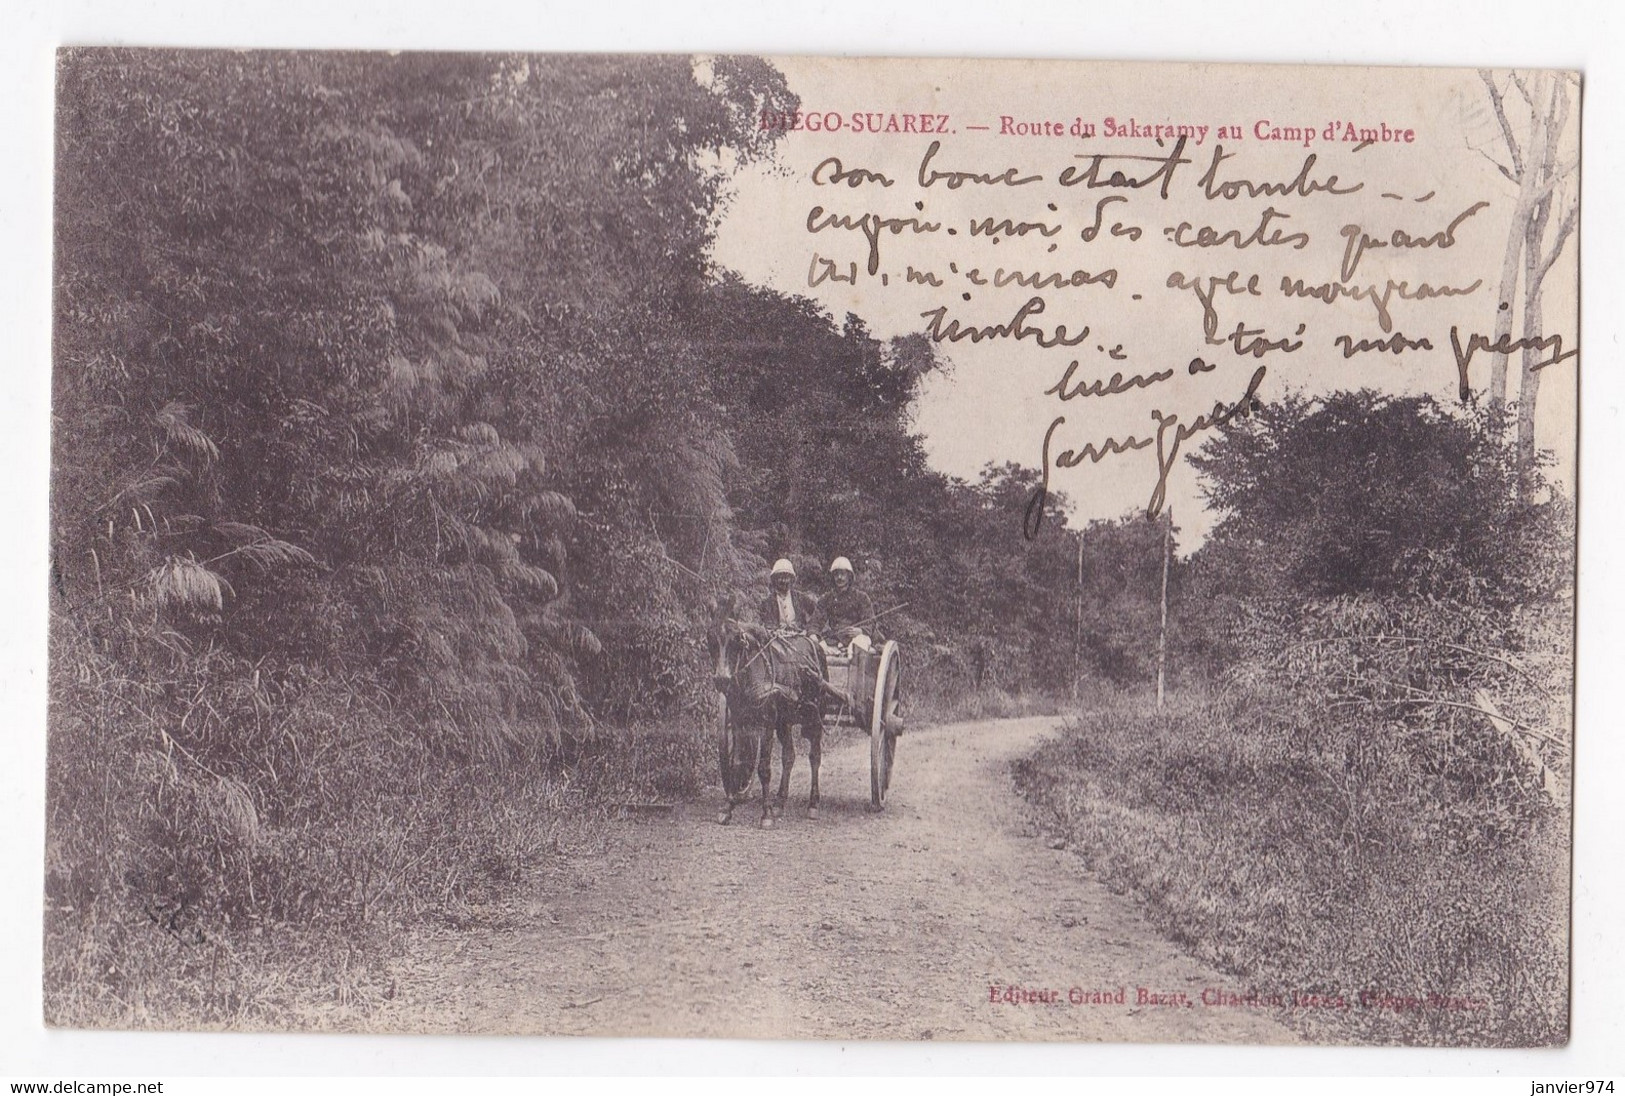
[1487, 199, 1528, 411]
[1480, 71, 1542, 411]
[1517, 75, 1578, 498]
[1515, 76, 1555, 489]
[1518, 210, 1550, 496]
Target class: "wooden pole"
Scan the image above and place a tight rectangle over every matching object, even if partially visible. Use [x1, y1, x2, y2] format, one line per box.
[1156, 508, 1172, 709]
[1072, 532, 1084, 702]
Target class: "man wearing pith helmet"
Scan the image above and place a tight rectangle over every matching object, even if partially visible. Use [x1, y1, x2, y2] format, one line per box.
[819, 556, 878, 651]
[759, 557, 819, 631]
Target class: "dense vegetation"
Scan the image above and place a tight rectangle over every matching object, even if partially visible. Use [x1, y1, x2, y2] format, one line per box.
[1020, 393, 1574, 1046]
[48, 51, 1146, 1025]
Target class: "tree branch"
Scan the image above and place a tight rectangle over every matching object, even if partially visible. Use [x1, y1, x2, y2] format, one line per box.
[1531, 155, 1579, 204]
[1285, 631, 1562, 692]
[1511, 71, 1534, 110]
[1529, 75, 1578, 291]
[1537, 195, 1579, 287]
[1529, 180, 1554, 246]
[1331, 691, 1568, 748]
[1473, 144, 1518, 184]
[1551, 74, 1573, 152]
[1480, 69, 1524, 175]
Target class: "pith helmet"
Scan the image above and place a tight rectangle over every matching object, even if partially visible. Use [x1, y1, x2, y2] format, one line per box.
[770, 558, 796, 577]
[829, 557, 854, 573]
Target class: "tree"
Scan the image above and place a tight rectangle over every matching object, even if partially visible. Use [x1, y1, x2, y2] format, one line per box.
[1190, 391, 1560, 604]
[1180, 390, 1571, 684]
[1071, 513, 1176, 687]
[52, 51, 798, 747]
[1473, 70, 1579, 491]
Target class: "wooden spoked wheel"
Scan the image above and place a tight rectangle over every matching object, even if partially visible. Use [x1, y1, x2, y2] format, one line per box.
[869, 641, 901, 810]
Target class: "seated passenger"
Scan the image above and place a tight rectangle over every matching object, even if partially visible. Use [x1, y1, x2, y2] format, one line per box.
[759, 557, 819, 632]
[817, 556, 878, 652]
[753, 558, 827, 739]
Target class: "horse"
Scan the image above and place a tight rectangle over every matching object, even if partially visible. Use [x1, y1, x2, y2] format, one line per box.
[706, 612, 827, 828]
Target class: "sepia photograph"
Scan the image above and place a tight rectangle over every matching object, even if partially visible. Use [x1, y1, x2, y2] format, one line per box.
[42, 47, 1581, 1051]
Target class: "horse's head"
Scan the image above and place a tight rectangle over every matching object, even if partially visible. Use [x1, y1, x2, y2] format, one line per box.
[705, 595, 768, 695]
[705, 614, 744, 692]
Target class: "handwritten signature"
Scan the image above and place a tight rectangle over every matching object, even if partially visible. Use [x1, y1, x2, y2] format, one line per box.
[1024, 365, 1269, 539]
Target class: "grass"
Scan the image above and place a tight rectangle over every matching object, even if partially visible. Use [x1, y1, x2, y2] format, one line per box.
[55, 590, 1566, 1046]
[903, 652, 1066, 725]
[907, 684, 1063, 725]
[43, 613, 623, 1030]
[42, 593, 1085, 1033]
[44, 751, 614, 1030]
[1015, 687, 1570, 1047]
[573, 717, 717, 804]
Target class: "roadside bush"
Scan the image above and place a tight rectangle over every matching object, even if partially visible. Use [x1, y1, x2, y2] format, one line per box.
[1016, 391, 1574, 1045]
[1018, 685, 1568, 1046]
[45, 612, 607, 1028]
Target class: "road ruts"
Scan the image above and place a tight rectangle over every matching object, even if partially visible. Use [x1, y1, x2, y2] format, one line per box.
[374, 715, 1299, 1044]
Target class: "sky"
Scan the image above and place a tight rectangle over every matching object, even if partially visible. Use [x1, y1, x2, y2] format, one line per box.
[710, 58, 1579, 545]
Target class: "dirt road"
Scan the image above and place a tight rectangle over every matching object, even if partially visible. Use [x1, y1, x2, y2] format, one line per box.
[376, 716, 1297, 1042]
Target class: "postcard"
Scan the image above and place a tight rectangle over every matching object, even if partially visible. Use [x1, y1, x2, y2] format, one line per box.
[46, 51, 1577, 1045]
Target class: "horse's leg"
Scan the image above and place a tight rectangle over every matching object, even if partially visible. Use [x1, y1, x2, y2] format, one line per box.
[776, 718, 794, 816]
[807, 717, 823, 819]
[719, 763, 745, 825]
[718, 713, 739, 825]
[757, 718, 775, 829]
[719, 711, 750, 825]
